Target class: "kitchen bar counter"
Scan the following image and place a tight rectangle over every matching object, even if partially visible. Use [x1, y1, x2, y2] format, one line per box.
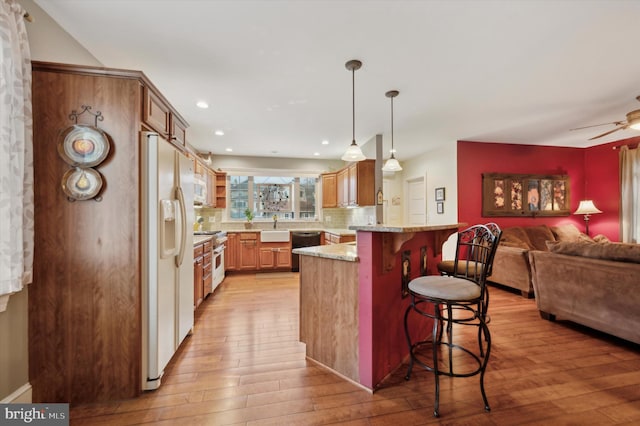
[297, 223, 464, 391]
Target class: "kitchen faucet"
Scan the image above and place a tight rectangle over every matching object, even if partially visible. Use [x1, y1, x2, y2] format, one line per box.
[273, 215, 277, 229]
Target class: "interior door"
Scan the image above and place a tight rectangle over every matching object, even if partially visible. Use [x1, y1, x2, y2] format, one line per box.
[407, 177, 426, 225]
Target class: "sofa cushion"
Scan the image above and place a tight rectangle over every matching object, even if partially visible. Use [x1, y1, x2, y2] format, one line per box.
[501, 227, 533, 250]
[524, 225, 556, 251]
[551, 224, 582, 242]
[546, 240, 640, 264]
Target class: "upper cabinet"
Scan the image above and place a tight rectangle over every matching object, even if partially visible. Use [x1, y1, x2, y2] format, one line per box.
[321, 173, 337, 208]
[321, 160, 375, 208]
[143, 86, 188, 147]
[193, 158, 227, 208]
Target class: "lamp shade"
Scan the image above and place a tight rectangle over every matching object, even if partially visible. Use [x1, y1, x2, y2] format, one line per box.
[341, 141, 366, 162]
[382, 155, 402, 172]
[573, 200, 602, 215]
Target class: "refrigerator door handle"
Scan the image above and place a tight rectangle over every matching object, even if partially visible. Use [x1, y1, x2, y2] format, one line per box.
[175, 185, 187, 268]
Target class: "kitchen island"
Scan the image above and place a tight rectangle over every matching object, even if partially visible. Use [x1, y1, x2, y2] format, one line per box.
[294, 223, 463, 391]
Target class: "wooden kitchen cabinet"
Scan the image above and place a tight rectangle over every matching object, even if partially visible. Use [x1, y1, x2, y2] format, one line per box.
[259, 241, 292, 270]
[326, 159, 375, 208]
[238, 232, 259, 270]
[215, 171, 227, 208]
[348, 159, 375, 207]
[323, 232, 356, 245]
[225, 232, 238, 271]
[143, 85, 188, 147]
[321, 172, 337, 208]
[30, 62, 192, 404]
[337, 168, 349, 207]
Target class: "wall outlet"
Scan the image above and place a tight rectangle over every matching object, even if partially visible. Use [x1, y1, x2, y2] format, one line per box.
[209, 216, 216, 223]
[326, 216, 331, 222]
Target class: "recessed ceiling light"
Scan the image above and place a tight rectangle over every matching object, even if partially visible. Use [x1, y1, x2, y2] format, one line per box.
[214, 130, 225, 136]
[225, 148, 233, 152]
[196, 101, 209, 109]
[321, 140, 329, 145]
[313, 152, 320, 156]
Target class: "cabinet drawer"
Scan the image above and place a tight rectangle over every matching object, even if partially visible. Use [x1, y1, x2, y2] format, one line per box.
[194, 244, 204, 258]
[203, 263, 212, 276]
[204, 240, 213, 252]
[203, 251, 212, 266]
[239, 232, 258, 241]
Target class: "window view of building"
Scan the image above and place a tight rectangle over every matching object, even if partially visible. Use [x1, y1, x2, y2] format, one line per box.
[228, 175, 318, 221]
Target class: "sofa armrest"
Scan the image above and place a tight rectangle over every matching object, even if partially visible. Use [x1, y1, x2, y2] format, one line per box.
[488, 245, 534, 297]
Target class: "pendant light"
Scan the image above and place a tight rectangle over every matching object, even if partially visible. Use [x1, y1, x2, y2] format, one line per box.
[341, 59, 366, 162]
[382, 90, 402, 172]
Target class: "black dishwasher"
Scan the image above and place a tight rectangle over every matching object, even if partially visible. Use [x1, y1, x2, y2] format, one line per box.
[291, 231, 321, 272]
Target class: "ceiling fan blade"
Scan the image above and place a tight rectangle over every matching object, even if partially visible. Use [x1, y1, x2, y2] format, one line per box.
[570, 121, 624, 131]
[588, 125, 627, 140]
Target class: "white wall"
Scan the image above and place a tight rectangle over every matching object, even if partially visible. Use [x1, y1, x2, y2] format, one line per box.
[400, 141, 458, 225]
[20, 0, 102, 65]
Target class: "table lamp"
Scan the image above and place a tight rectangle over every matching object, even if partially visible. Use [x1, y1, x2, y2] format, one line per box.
[573, 200, 602, 236]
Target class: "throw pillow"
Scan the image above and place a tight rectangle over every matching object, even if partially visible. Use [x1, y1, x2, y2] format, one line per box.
[501, 227, 533, 250]
[593, 234, 611, 243]
[550, 223, 582, 242]
[524, 225, 556, 251]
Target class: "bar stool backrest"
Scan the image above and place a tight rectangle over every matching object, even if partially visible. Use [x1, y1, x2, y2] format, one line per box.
[452, 224, 502, 290]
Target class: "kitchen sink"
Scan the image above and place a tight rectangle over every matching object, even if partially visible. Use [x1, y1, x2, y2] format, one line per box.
[260, 230, 290, 242]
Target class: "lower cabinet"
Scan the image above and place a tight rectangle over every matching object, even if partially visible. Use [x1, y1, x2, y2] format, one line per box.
[226, 232, 292, 272]
[259, 242, 292, 270]
[238, 232, 259, 270]
[323, 232, 356, 245]
[194, 240, 213, 310]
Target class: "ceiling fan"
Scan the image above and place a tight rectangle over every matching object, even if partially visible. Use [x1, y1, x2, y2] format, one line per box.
[571, 96, 640, 140]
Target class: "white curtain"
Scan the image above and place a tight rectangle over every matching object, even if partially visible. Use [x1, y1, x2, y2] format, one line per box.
[0, 0, 33, 304]
[620, 146, 640, 243]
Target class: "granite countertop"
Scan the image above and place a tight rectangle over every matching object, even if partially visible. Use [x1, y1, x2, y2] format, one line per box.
[193, 235, 214, 245]
[349, 223, 465, 233]
[292, 243, 358, 262]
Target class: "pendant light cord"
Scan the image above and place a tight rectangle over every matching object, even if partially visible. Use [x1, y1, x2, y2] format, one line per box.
[352, 67, 355, 143]
[391, 95, 394, 152]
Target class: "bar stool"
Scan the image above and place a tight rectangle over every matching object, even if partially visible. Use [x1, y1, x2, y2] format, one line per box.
[403, 223, 501, 417]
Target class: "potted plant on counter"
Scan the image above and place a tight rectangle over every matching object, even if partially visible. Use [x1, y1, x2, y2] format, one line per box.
[244, 208, 254, 229]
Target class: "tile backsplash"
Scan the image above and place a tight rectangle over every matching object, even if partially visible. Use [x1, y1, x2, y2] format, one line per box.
[195, 206, 376, 231]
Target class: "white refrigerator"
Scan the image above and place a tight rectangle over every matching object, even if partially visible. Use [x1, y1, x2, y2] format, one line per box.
[141, 132, 195, 390]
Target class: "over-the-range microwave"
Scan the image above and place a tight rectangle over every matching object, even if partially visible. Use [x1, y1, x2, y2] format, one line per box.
[194, 175, 207, 204]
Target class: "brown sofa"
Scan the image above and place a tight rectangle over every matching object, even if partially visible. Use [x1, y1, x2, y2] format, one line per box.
[488, 224, 590, 297]
[529, 241, 640, 345]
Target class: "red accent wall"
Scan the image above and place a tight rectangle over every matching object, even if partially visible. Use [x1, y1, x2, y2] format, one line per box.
[457, 140, 623, 241]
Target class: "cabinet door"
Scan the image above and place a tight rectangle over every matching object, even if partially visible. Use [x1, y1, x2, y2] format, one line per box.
[348, 163, 358, 206]
[225, 233, 238, 271]
[170, 115, 187, 146]
[355, 160, 375, 206]
[143, 87, 170, 136]
[239, 233, 259, 270]
[337, 168, 349, 207]
[321, 173, 337, 208]
[275, 247, 291, 268]
[259, 247, 276, 269]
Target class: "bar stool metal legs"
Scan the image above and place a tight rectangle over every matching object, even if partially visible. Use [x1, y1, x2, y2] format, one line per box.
[403, 224, 500, 418]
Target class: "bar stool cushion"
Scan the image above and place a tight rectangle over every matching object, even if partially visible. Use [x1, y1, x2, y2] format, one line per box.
[408, 275, 481, 301]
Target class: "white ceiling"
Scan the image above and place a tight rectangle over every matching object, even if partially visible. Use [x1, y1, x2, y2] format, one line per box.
[34, 0, 640, 161]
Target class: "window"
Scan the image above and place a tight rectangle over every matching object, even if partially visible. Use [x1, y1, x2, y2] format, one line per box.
[228, 174, 318, 221]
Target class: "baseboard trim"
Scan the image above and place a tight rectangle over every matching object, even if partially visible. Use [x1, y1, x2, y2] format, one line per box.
[1, 383, 32, 403]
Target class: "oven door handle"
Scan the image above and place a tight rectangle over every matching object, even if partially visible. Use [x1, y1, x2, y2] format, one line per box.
[213, 246, 225, 254]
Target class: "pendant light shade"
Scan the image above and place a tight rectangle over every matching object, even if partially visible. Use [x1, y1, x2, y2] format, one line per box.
[342, 60, 366, 162]
[382, 90, 402, 172]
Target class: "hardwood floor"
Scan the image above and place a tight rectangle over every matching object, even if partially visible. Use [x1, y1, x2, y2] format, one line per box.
[71, 273, 640, 425]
